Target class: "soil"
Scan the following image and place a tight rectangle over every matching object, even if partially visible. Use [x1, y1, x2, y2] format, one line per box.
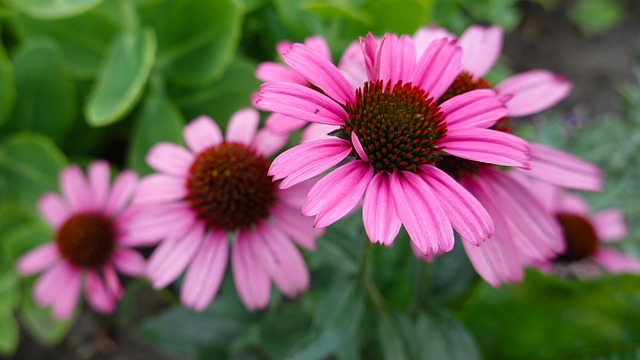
[6, 1, 639, 359]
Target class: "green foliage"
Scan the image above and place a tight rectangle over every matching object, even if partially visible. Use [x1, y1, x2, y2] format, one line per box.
[568, 0, 627, 37]
[4, 0, 105, 19]
[0, 38, 15, 127]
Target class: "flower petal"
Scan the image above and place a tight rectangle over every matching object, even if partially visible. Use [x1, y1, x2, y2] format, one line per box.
[37, 193, 71, 228]
[496, 70, 572, 117]
[302, 161, 373, 228]
[439, 127, 530, 168]
[50, 263, 81, 320]
[146, 143, 194, 177]
[183, 116, 223, 154]
[88, 161, 110, 209]
[412, 38, 461, 100]
[269, 139, 352, 189]
[419, 166, 492, 245]
[232, 230, 271, 310]
[440, 89, 506, 129]
[60, 165, 93, 212]
[458, 25, 503, 79]
[252, 128, 288, 157]
[84, 270, 116, 314]
[104, 170, 138, 216]
[360, 33, 381, 82]
[520, 143, 602, 191]
[412, 26, 455, 58]
[281, 43, 355, 104]
[265, 113, 307, 135]
[256, 61, 307, 84]
[379, 34, 416, 85]
[362, 171, 401, 246]
[133, 174, 187, 205]
[112, 249, 146, 276]
[594, 248, 640, 274]
[181, 230, 228, 312]
[33, 262, 70, 307]
[591, 209, 628, 242]
[226, 108, 260, 146]
[257, 82, 348, 126]
[120, 203, 195, 246]
[102, 264, 123, 298]
[17, 243, 60, 275]
[271, 201, 322, 250]
[301, 123, 338, 143]
[390, 170, 454, 254]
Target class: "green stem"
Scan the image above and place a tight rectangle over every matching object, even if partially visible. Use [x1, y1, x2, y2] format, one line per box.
[409, 261, 431, 317]
[357, 238, 387, 313]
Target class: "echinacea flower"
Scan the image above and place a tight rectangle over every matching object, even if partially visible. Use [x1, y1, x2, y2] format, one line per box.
[518, 176, 640, 275]
[16, 161, 143, 320]
[257, 33, 532, 255]
[127, 109, 322, 311]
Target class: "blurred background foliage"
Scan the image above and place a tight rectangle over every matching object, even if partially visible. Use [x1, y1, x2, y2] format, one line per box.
[0, 0, 638, 358]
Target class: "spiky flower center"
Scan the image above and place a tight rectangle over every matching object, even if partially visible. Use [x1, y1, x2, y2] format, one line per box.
[186, 142, 277, 231]
[439, 71, 492, 103]
[56, 213, 116, 268]
[343, 80, 446, 172]
[555, 213, 599, 262]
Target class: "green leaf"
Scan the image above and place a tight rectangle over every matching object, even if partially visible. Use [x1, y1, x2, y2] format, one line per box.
[364, 0, 434, 34]
[0, 309, 19, 356]
[568, 0, 627, 36]
[0, 38, 15, 128]
[377, 313, 411, 360]
[3, 221, 51, 262]
[300, 1, 372, 25]
[417, 311, 480, 360]
[1, 133, 68, 213]
[15, 4, 120, 79]
[7, 40, 76, 141]
[4, 0, 104, 19]
[461, 271, 640, 358]
[0, 264, 20, 313]
[176, 56, 260, 125]
[127, 81, 185, 176]
[85, 27, 157, 126]
[154, 0, 243, 87]
[137, 294, 259, 356]
[19, 292, 74, 345]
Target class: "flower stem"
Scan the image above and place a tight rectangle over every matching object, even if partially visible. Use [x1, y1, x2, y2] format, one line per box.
[357, 238, 387, 313]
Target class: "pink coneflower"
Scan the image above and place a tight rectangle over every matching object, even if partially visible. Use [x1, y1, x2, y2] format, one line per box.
[16, 161, 143, 320]
[257, 33, 532, 255]
[127, 109, 322, 311]
[408, 24, 602, 286]
[519, 177, 640, 275]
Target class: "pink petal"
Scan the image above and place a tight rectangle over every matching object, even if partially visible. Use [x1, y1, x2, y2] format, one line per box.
[112, 249, 146, 276]
[591, 209, 628, 242]
[496, 70, 572, 117]
[226, 108, 260, 146]
[269, 139, 352, 189]
[84, 270, 116, 314]
[133, 174, 187, 205]
[458, 25, 503, 79]
[183, 116, 223, 154]
[257, 82, 349, 126]
[301, 123, 338, 143]
[281, 43, 356, 104]
[181, 230, 228, 312]
[37, 193, 71, 228]
[379, 34, 416, 85]
[558, 192, 590, 216]
[363, 171, 401, 246]
[351, 132, 368, 161]
[521, 143, 602, 191]
[304, 36, 331, 61]
[232, 230, 271, 310]
[507, 171, 561, 213]
[411, 38, 461, 100]
[439, 127, 530, 168]
[594, 248, 640, 274]
[256, 61, 307, 84]
[104, 170, 138, 216]
[440, 89, 506, 129]
[146, 143, 194, 177]
[120, 203, 195, 246]
[102, 264, 123, 298]
[50, 264, 81, 320]
[60, 165, 93, 212]
[390, 170, 454, 254]
[278, 177, 317, 210]
[302, 161, 373, 228]
[254, 222, 309, 297]
[338, 40, 368, 88]
[360, 33, 381, 82]
[146, 223, 204, 289]
[33, 262, 71, 307]
[17, 243, 61, 275]
[88, 161, 110, 209]
[271, 201, 322, 250]
[419, 166, 492, 245]
[252, 128, 288, 157]
[412, 26, 455, 58]
[265, 113, 307, 135]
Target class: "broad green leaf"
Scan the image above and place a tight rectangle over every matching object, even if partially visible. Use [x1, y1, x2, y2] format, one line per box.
[271, 0, 325, 40]
[427, 238, 477, 305]
[175, 56, 260, 126]
[126, 82, 184, 176]
[461, 271, 640, 358]
[137, 294, 260, 356]
[255, 305, 312, 359]
[0, 38, 15, 127]
[568, 0, 627, 36]
[85, 27, 157, 126]
[301, 1, 372, 25]
[19, 292, 74, 345]
[0, 264, 20, 312]
[0, 309, 18, 356]
[1, 133, 68, 213]
[4, 0, 104, 19]
[417, 311, 480, 360]
[377, 313, 411, 360]
[15, 4, 119, 79]
[154, 0, 243, 87]
[364, 0, 434, 34]
[7, 40, 76, 141]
